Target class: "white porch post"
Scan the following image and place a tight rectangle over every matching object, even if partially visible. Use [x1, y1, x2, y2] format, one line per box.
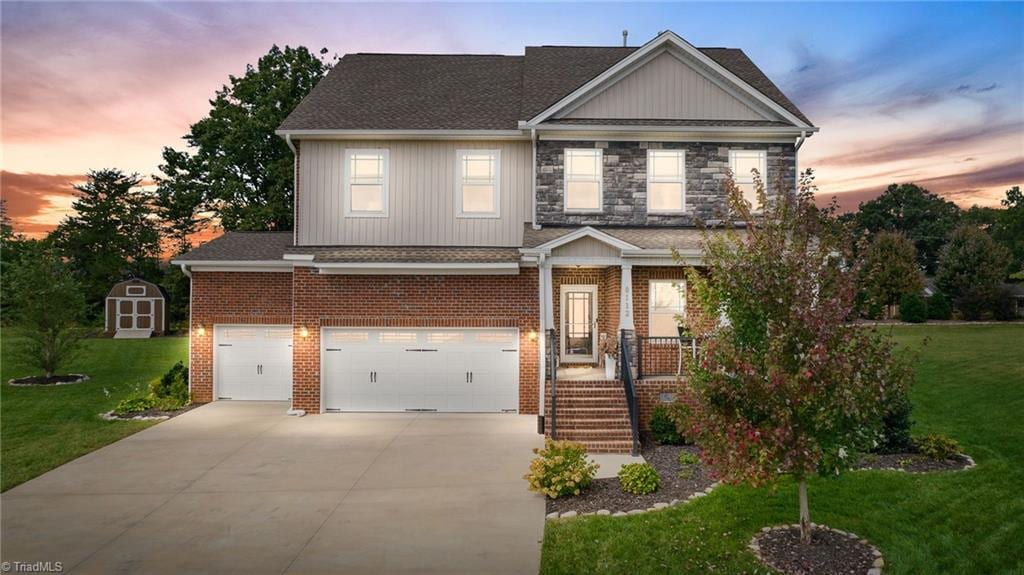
[538, 257, 554, 419]
[619, 263, 634, 331]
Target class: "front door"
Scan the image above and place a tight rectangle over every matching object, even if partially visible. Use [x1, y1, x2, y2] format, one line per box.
[560, 285, 598, 363]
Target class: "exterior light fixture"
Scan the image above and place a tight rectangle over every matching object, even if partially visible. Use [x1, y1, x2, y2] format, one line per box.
[528, 330, 538, 341]
[299, 326, 310, 338]
[196, 325, 206, 337]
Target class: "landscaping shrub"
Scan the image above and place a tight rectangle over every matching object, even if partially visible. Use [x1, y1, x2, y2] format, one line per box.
[677, 452, 701, 466]
[875, 387, 914, 453]
[926, 292, 952, 320]
[991, 287, 1017, 321]
[524, 439, 599, 499]
[150, 361, 189, 404]
[113, 396, 156, 415]
[618, 462, 660, 495]
[914, 433, 961, 460]
[649, 405, 687, 445]
[899, 293, 928, 323]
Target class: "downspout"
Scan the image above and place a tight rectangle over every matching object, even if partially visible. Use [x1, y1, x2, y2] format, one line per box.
[284, 133, 298, 245]
[531, 128, 539, 230]
[794, 130, 807, 194]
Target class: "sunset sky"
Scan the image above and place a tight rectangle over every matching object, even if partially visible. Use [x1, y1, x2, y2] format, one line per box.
[2, 2, 1022, 238]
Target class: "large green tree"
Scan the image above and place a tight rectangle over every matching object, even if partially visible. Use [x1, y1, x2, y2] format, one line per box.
[936, 224, 1012, 319]
[991, 186, 1024, 276]
[156, 45, 330, 233]
[50, 169, 162, 316]
[855, 183, 961, 274]
[859, 231, 924, 318]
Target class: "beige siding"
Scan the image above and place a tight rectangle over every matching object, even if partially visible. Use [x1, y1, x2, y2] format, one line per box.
[298, 140, 532, 246]
[562, 51, 766, 121]
[551, 236, 621, 258]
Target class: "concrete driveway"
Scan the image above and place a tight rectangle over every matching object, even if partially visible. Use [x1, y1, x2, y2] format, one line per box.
[1, 402, 545, 574]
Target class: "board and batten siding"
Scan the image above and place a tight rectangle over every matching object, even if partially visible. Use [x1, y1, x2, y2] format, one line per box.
[562, 51, 765, 121]
[297, 140, 532, 246]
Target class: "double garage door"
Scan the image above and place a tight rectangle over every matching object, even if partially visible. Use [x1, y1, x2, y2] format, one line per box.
[322, 328, 519, 413]
[213, 325, 519, 412]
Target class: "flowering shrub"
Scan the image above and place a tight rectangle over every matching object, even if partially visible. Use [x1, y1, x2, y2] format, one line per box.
[678, 170, 915, 544]
[618, 463, 660, 495]
[524, 439, 599, 499]
[914, 433, 961, 460]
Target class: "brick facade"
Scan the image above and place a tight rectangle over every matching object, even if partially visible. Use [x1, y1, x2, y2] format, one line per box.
[189, 271, 294, 403]
[536, 140, 796, 226]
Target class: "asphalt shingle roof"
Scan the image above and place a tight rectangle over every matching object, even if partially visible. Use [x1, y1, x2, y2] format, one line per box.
[172, 232, 293, 262]
[279, 44, 812, 131]
[522, 225, 739, 251]
[285, 245, 522, 264]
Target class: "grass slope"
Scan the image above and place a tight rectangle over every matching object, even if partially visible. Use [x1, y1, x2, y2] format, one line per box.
[540, 325, 1024, 574]
[1, 335, 188, 491]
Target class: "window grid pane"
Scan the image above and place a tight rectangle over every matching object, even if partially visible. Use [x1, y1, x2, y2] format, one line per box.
[347, 150, 387, 215]
[565, 149, 602, 210]
[458, 151, 499, 215]
[647, 150, 685, 212]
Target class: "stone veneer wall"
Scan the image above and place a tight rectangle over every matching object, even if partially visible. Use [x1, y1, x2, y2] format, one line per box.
[536, 140, 796, 226]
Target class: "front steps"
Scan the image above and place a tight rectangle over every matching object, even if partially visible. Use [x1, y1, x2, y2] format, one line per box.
[544, 380, 635, 453]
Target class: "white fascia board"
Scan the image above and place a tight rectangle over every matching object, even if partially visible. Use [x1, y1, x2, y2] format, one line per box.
[283, 253, 314, 261]
[533, 124, 817, 135]
[276, 129, 528, 141]
[622, 248, 704, 266]
[185, 265, 294, 273]
[523, 30, 814, 130]
[316, 262, 520, 276]
[546, 256, 624, 267]
[171, 260, 295, 273]
[531, 226, 639, 252]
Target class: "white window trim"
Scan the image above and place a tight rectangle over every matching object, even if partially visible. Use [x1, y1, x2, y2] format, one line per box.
[648, 279, 686, 338]
[646, 149, 687, 214]
[729, 149, 768, 206]
[563, 148, 604, 213]
[125, 285, 146, 296]
[115, 297, 157, 330]
[343, 148, 389, 218]
[455, 149, 501, 219]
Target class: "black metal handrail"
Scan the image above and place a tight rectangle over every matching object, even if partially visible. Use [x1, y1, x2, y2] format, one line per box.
[619, 329, 641, 456]
[636, 335, 699, 380]
[547, 328, 558, 440]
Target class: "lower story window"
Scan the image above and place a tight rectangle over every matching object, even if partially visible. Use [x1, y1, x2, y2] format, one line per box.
[649, 279, 686, 337]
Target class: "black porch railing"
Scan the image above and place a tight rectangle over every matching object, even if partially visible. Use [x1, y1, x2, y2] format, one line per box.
[636, 335, 699, 380]
[546, 328, 558, 440]
[619, 329, 641, 456]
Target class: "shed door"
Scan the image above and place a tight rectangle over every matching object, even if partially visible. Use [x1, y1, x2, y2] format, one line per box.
[117, 299, 154, 330]
[214, 325, 293, 401]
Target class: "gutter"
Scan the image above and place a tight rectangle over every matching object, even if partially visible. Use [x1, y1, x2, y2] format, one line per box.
[284, 133, 298, 246]
[794, 129, 809, 194]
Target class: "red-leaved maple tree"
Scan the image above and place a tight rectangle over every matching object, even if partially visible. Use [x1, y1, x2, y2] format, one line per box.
[680, 170, 913, 544]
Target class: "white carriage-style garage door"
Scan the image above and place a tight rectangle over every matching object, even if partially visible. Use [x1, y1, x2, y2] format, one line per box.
[322, 328, 519, 413]
[214, 325, 293, 401]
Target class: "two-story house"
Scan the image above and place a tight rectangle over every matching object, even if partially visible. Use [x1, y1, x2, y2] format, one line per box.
[173, 30, 816, 453]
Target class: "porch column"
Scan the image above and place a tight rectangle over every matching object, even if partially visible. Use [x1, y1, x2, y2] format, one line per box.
[619, 263, 635, 331]
[538, 259, 554, 421]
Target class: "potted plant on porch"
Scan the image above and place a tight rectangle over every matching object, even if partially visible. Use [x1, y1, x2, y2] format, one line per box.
[599, 333, 618, 379]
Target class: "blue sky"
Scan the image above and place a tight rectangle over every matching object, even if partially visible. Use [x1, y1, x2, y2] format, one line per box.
[2, 2, 1022, 234]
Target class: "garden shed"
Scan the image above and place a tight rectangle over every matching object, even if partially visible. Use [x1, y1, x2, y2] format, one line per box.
[104, 278, 167, 338]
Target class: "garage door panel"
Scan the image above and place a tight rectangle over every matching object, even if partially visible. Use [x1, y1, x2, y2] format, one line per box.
[322, 328, 518, 413]
[215, 325, 292, 401]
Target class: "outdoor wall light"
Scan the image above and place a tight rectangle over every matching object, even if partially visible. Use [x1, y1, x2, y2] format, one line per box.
[196, 325, 206, 337]
[299, 326, 310, 338]
[528, 330, 538, 341]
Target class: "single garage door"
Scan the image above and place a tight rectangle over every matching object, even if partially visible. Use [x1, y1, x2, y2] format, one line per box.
[214, 325, 293, 400]
[322, 328, 519, 412]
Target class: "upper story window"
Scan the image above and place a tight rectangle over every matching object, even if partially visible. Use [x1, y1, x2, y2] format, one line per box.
[729, 150, 767, 209]
[564, 148, 603, 212]
[649, 279, 686, 337]
[344, 149, 389, 217]
[647, 149, 686, 213]
[456, 150, 500, 218]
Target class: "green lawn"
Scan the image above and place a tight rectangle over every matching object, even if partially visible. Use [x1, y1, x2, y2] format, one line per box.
[1, 335, 188, 491]
[541, 325, 1024, 574]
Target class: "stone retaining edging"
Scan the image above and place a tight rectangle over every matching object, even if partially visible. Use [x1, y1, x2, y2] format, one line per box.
[8, 374, 89, 386]
[749, 524, 886, 575]
[545, 481, 721, 521]
[860, 453, 976, 474]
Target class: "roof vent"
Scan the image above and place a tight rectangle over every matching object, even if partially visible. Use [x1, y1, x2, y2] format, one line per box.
[622, 30, 629, 47]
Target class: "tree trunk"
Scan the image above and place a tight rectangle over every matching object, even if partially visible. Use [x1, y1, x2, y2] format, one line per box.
[798, 479, 811, 544]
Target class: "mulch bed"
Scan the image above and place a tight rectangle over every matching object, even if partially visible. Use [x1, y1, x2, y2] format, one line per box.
[752, 525, 880, 575]
[859, 452, 972, 473]
[8, 374, 89, 386]
[546, 443, 717, 515]
[101, 403, 200, 421]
